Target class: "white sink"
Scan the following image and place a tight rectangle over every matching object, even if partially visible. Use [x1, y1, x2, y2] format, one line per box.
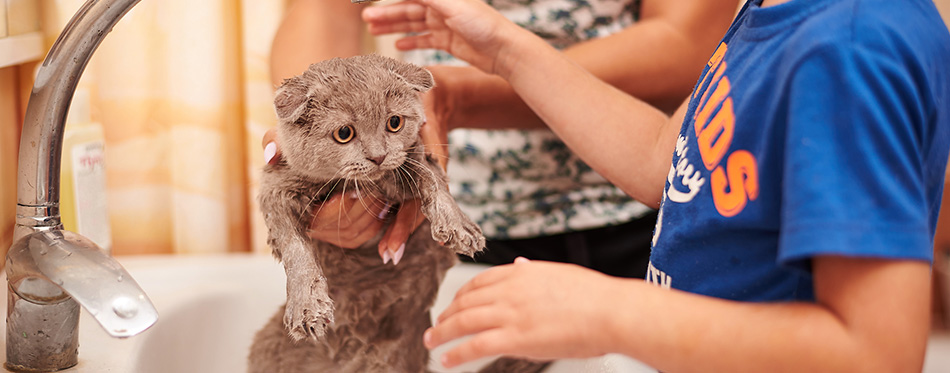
[0, 254, 652, 372]
[0, 254, 946, 372]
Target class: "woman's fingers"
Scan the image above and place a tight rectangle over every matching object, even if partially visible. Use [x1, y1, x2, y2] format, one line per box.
[262, 128, 281, 164]
[378, 198, 425, 264]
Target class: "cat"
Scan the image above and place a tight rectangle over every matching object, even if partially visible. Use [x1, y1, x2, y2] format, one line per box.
[247, 55, 547, 373]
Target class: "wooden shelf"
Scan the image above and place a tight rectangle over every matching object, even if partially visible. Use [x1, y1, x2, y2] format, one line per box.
[0, 32, 44, 68]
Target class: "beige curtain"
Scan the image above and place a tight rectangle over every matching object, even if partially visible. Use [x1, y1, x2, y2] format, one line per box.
[40, 0, 282, 255]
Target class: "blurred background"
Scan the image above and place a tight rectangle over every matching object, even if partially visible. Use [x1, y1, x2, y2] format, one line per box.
[3, 0, 302, 257]
[0, 0, 949, 327]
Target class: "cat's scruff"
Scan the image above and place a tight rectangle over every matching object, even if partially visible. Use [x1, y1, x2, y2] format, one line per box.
[248, 55, 486, 372]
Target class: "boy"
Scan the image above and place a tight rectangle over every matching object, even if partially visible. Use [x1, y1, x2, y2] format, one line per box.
[364, 0, 950, 370]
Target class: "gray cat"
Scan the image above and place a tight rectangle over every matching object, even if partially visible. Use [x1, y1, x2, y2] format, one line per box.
[248, 55, 546, 373]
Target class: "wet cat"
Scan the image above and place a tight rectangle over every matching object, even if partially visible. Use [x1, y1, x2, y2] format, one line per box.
[248, 55, 546, 372]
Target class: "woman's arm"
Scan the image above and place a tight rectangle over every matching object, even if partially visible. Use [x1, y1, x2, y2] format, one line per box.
[427, 257, 930, 372]
[270, 0, 367, 86]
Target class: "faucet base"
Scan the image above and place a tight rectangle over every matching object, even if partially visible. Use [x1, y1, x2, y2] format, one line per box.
[4, 362, 77, 373]
[5, 295, 79, 372]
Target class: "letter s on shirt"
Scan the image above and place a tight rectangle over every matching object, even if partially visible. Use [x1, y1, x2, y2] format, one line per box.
[710, 150, 759, 217]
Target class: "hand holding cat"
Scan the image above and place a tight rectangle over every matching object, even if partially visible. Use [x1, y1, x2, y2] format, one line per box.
[262, 129, 421, 261]
[425, 258, 629, 368]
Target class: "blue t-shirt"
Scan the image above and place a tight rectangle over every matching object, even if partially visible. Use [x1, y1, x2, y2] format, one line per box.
[646, 0, 950, 302]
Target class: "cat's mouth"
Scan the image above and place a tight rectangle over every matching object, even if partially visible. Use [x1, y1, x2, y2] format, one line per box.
[340, 163, 392, 182]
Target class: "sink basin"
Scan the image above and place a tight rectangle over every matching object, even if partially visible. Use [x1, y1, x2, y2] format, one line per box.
[0, 254, 652, 372]
[0, 254, 946, 372]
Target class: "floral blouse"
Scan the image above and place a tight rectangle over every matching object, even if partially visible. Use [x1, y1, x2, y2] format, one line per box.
[405, 0, 653, 239]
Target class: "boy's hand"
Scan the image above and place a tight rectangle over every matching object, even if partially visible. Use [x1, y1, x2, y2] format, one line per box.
[425, 258, 621, 367]
[262, 129, 428, 264]
[363, 0, 530, 80]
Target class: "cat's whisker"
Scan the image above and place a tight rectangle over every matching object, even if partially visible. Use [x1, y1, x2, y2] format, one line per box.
[403, 157, 440, 188]
[392, 167, 425, 224]
[405, 149, 451, 162]
[303, 176, 346, 226]
[393, 167, 412, 200]
[393, 166, 414, 201]
[353, 180, 388, 223]
[397, 163, 428, 225]
[332, 178, 353, 244]
[396, 162, 424, 201]
[307, 169, 346, 206]
[366, 181, 393, 221]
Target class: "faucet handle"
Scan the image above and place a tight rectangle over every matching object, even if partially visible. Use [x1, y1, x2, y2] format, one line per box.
[7, 229, 158, 338]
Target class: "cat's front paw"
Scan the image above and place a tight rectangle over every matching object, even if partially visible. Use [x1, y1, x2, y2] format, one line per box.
[432, 219, 486, 257]
[283, 291, 334, 341]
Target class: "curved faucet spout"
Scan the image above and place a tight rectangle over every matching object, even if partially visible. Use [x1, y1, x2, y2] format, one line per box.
[17, 0, 141, 211]
[7, 230, 158, 338]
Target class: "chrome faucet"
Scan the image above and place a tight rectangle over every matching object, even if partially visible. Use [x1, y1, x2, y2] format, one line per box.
[8, 0, 155, 371]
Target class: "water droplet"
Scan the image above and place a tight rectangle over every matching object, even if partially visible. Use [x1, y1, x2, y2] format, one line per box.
[116, 275, 124, 282]
[112, 297, 138, 319]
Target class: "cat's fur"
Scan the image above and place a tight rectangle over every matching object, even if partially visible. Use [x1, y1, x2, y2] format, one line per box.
[248, 55, 547, 373]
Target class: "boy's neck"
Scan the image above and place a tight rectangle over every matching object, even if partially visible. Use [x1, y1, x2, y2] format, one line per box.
[760, 0, 793, 7]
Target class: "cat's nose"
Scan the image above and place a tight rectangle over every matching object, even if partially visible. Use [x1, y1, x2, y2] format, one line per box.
[367, 155, 386, 165]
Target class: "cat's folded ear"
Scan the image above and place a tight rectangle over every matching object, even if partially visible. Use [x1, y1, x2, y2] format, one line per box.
[376, 55, 434, 93]
[274, 77, 311, 122]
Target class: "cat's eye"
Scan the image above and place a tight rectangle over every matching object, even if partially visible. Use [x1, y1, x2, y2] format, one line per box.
[386, 116, 403, 133]
[333, 125, 355, 143]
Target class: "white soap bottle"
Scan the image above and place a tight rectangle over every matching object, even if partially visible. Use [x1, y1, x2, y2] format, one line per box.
[60, 88, 113, 254]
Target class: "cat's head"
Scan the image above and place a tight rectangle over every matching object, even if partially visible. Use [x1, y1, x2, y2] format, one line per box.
[273, 54, 434, 182]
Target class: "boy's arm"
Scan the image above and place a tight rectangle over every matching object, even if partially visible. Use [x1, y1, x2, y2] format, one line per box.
[270, 0, 367, 86]
[424, 0, 737, 132]
[610, 256, 930, 372]
[428, 257, 930, 372]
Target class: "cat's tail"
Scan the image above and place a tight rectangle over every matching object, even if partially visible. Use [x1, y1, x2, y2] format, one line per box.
[477, 357, 550, 373]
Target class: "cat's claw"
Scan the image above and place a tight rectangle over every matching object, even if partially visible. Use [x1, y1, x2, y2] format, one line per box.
[432, 221, 485, 257]
[283, 294, 334, 341]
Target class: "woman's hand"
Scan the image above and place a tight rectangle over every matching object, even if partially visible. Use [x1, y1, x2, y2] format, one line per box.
[363, 0, 533, 79]
[425, 258, 627, 367]
[262, 129, 428, 264]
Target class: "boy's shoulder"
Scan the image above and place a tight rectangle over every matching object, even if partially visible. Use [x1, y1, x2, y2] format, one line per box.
[796, 0, 949, 52]
[773, 0, 950, 78]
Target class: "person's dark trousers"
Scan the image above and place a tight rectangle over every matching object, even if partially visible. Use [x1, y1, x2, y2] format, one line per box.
[461, 211, 657, 279]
